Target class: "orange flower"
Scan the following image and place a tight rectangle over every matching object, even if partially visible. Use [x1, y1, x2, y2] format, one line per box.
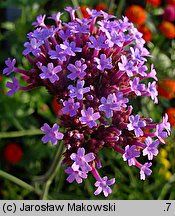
[51, 97, 63, 116]
[166, 0, 175, 6]
[125, 5, 147, 26]
[145, 0, 161, 7]
[95, 3, 107, 11]
[159, 21, 175, 39]
[158, 79, 175, 99]
[166, 107, 175, 126]
[80, 5, 91, 19]
[0, 76, 2, 81]
[4, 143, 23, 164]
[138, 25, 152, 42]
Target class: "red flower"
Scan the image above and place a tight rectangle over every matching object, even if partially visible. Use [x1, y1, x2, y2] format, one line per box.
[159, 21, 175, 39]
[4, 143, 23, 164]
[125, 5, 147, 26]
[138, 25, 152, 42]
[163, 5, 175, 22]
[158, 79, 175, 99]
[166, 0, 175, 6]
[166, 107, 175, 126]
[95, 3, 107, 11]
[51, 97, 63, 116]
[145, 0, 161, 7]
[80, 5, 91, 19]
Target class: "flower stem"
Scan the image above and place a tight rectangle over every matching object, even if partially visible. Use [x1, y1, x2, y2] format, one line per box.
[33, 142, 65, 200]
[158, 173, 175, 200]
[0, 170, 35, 192]
[0, 129, 43, 139]
[71, 0, 83, 19]
[116, 0, 125, 18]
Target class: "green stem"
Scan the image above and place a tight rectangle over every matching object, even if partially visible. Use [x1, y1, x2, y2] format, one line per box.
[33, 142, 65, 200]
[0, 129, 43, 139]
[71, 0, 83, 19]
[0, 170, 35, 192]
[158, 173, 175, 200]
[116, 0, 125, 18]
[107, 0, 115, 12]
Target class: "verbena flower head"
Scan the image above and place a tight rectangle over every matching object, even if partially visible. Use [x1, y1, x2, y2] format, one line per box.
[2, 7, 170, 197]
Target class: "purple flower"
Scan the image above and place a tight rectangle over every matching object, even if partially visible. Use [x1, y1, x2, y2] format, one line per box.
[67, 59, 87, 80]
[130, 77, 146, 96]
[101, 10, 115, 20]
[40, 63, 62, 83]
[32, 14, 46, 27]
[99, 93, 128, 118]
[68, 80, 90, 100]
[94, 176, 115, 197]
[23, 38, 43, 56]
[59, 29, 71, 40]
[118, 55, 136, 77]
[88, 35, 108, 50]
[70, 147, 95, 172]
[147, 64, 157, 81]
[137, 62, 148, 77]
[29, 28, 55, 41]
[155, 124, 169, 144]
[62, 98, 80, 117]
[65, 166, 87, 184]
[6, 77, 20, 96]
[162, 114, 171, 136]
[60, 41, 82, 56]
[129, 25, 145, 45]
[130, 47, 147, 63]
[3, 58, 16, 76]
[65, 6, 79, 21]
[140, 162, 152, 180]
[48, 12, 63, 23]
[123, 145, 140, 166]
[41, 123, 64, 145]
[127, 115, 146, 137]
[48, 45, 66, 61]
[147, 81, 158, 104]
[69, 19, 90, 34]
[86, 8, 102, 19]
[106, 31, 125, 48]
[94, 54, 113, 71]
[79, 107, 100, 128]
[143, 137, 159, 160]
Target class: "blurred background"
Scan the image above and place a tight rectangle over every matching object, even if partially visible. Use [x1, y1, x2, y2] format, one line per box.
[0, 0, 175, 199]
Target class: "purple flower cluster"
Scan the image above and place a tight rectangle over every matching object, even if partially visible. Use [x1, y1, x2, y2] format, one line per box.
[2, 7, 170, 197]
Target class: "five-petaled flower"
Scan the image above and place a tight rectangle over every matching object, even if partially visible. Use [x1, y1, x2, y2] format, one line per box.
[79, 107, 101, 128]
[40, 63, 62, 83]
[94, 176, 115, 197]
[65, 166, 87, 184]
[94, 54, 113, 71]
[123, 145, 140, 166]
[70, 147, 95, 172]
[99, 93, 128, 118]
[41, 123, 64, 145]
[6, 77, 20, 96]
[3, 58, 16, 76]
[62, 98, 80, 117]
[140, 162, 152, 180]
[68, 79, 90, 100]
[127, 115, 146, 137]
[143, 137, 159, 160]
[67, 59, 87, 80]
